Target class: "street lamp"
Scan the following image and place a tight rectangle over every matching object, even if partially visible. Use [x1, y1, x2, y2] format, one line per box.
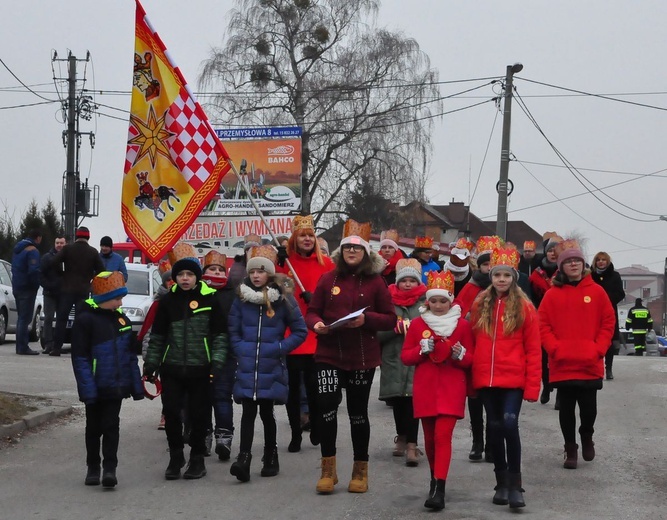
[495, 63, 523, 241]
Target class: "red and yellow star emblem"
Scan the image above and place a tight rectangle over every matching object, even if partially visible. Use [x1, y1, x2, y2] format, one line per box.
[128, 104, 175, 169]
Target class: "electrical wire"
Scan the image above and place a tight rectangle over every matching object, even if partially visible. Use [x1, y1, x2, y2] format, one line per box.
[0, 57, 58, 102]
[0, 100, 57, 110]
[469, 102, 500, 207]
[515, 159, 667, 178]
[512, 87, 662, 221]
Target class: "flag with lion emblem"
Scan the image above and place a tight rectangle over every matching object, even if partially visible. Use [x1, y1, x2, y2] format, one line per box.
[122, 0, 231, 261]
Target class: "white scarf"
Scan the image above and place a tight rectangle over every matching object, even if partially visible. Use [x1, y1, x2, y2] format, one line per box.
[420, 304, 462, 338]
[239, 283, 281, 304]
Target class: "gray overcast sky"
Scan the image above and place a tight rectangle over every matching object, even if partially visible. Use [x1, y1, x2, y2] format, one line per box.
[2, 1, 666, 271]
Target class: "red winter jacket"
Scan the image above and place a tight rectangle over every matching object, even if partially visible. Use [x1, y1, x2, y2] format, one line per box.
[470, 296, 542, 401]
[538, 274, 615, 383]
[401, 316, 474, 419]
[277, 252, 334, 355]
[455, 283, 483, 319]
[306, 256, 396, 371]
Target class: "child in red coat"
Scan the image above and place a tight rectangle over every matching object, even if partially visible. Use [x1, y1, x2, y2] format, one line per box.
[401, 270, 474, 511]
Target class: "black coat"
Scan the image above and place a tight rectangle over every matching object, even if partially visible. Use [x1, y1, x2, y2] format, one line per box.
[591, 263, 625, 340]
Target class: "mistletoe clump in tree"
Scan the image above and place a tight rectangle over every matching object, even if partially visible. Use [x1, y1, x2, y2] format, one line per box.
[199, 0, 441, 223]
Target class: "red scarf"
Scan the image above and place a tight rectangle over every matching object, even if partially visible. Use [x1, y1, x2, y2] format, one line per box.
[388, 283, 427, 307]
[202, 273, 228, 289]
[381, 249, 405, 277]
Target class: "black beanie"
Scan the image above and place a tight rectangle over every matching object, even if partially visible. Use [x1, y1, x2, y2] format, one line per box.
[172, 257, 202, 282]
[100, 236, 113, 248]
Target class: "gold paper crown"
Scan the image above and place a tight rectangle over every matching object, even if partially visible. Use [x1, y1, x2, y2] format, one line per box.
[414, 236, 434, 249]
[168, 241, 197, 265]
[248, 245, 278, 264]
[553, 239, 581, 258]
[342, 219, 371, 242]
[380, 229, 400, 242]
[454, 237, 475, 252]
[426, 270, 455, 293]
[542, 231, 561, 242]
[490, 247, 520, 271]
[292, 215, 315, 233]
[203, 250, 227, 269]
[158, 259, 172, 274]
[244, 233, 262, 245]
[92, 271, 126, 296]
[523, 240, 536, 251]
[396, 258, 422, 276]
[476, 236, 503, 255]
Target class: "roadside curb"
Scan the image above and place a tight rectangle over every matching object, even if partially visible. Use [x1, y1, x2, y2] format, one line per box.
[0, 398, 75, 440]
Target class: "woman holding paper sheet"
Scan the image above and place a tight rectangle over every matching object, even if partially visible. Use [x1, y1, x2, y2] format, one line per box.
[305, 219, 395, 495]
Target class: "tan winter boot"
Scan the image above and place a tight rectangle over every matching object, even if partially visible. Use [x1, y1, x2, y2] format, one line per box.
[393, 435, 407, 457]
[405, 443, 423, 467]
[348, 461, 369, 493]
[316, 456, 338, 494]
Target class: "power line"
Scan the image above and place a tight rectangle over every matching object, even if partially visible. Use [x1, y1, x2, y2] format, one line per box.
[0, 57, 58, 102]
[0, 100, 57, 110]
[515, 159, 667, 178]
[469, 103, 500, 207]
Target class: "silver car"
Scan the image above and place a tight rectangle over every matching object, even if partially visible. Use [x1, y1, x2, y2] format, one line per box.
[0, 259, 43, 344]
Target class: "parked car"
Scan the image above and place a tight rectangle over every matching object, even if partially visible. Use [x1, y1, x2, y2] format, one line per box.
[121, 263, 161, 332]
[0, 259, 43, 344]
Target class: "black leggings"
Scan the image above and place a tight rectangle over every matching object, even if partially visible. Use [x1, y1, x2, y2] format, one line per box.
[286, 355, 319, 437]
[557, 387, 598, 444]
[316, 363, 375, 461]
[388, 396, 419, 444]
[239, 399, 276, 453]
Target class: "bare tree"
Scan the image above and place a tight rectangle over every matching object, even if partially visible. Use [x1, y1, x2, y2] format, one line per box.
[199, 0, 441, 224]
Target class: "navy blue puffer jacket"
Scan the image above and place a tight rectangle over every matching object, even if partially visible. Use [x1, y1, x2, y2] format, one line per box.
[71, 300, 144, 404]
[229, 282, 307, 404]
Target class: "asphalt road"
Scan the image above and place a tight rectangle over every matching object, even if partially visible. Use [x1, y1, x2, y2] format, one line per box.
[0, 337, 665, 520]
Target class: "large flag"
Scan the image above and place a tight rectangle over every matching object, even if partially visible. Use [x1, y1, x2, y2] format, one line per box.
[122, 0, 231, 261]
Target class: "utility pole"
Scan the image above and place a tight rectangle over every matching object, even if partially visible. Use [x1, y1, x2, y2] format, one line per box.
[54, 51, 99, 241]
[495, 63, 523, 241]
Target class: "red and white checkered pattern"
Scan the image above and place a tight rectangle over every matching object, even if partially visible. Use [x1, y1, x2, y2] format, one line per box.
[166, 89, 221, 190]
[124, 124, 139, 174]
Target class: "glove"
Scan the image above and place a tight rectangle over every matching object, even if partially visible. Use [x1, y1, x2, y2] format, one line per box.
[419, 337, 435, 355]
[276, 246, 288, 267]
[299, 291, 312, 304]
[143, 367, 156, 383]
[394, 318, 411, 335]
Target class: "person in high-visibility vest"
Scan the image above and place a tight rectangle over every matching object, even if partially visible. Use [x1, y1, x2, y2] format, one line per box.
[626, 298, 654, 356]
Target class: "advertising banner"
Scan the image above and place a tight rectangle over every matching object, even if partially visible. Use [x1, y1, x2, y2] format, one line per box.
[203, 127, 302, 213]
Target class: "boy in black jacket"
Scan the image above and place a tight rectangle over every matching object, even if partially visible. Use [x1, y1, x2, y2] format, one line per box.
[71, 271, 144, 488]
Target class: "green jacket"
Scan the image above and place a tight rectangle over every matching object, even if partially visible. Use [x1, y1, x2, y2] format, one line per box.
[144, 282, 228, 377]
[378, 297, 425, 400]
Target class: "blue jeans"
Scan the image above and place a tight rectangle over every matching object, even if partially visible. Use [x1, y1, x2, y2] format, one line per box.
[13, 289, 37, 353]
[479, 388, 524, 474]
[212, 357, 236, 432]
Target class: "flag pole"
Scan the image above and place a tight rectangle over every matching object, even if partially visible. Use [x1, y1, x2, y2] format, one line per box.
[226, 158, 307, 293]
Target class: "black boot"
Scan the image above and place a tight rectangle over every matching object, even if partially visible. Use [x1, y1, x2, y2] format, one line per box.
[165, 449, 186, 480]
[468, 440, 483, 461]
[261, 445, 280, 477]
[424, 479, 446, 510]
[288, 431, 302, 453]
[183, 454, 207, 479]
[85, 466, 100, 486]
[492, 470, 509, 505]
[507, 472, 525, 508]
[540, 386, 551, 404]
[101, 468, 117, 488]
[605, 366, 614, 380]
[230, 452, 252, 482]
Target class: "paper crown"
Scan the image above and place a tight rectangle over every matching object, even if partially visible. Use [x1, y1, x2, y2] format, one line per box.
[395, 258, 422, 283]
[248, 245, 277, 264]
[158, 259, 172, 274]
[454, 237, 475, 253]
[203, 250, 227, 269]
[426, 270, 455, 294]
[543, 232, 564, 252]
[476, 236, 503, 255]
[523, 240, 536, 251]
[490, 247, 520, 271]
[380, 229, 400, 243]
[168, 241, 197, 265]
[292, 215, 315, 233]
[553, 239, 582, 258]
[92, 271, 127, 304]
[342, 219, 371, 242]
[244, 233, 262, 245]
[414, 236, 434, 249]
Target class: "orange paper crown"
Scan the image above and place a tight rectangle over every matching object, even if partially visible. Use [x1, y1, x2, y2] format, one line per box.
[380, 229, 400, 243]
[92, 271, 126, 296]
[168, 241, 197, 265]
[490, 247, 520, 271]
[414, 236, 434, 249]
[342, 219, 371, 242]
[203, 250, 227, 269]
[476, 236, 503, 255]
[158, 259, 172, 274]
[248, 245, 278, 264]
[396, 258, 422, 277]
[292, 214, 315, 233]
[553, 239, 581, 258]
[426, 270, 455, 293]
[523, 240, 536, 251]
[454, 237, 475, 253]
